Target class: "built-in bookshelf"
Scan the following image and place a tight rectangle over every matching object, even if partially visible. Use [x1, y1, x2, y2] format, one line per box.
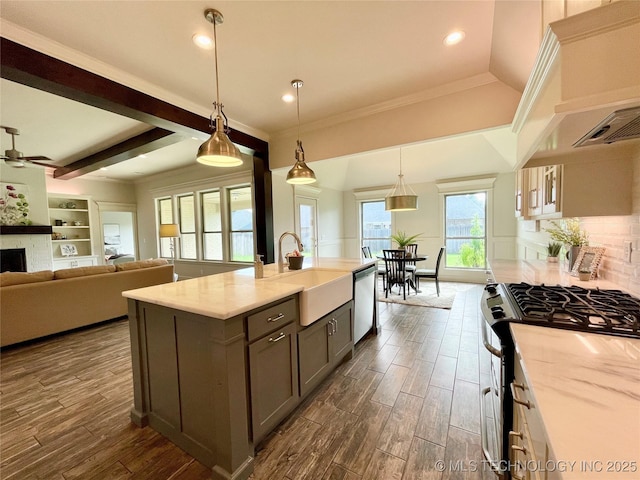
[48, 194, 98, 269]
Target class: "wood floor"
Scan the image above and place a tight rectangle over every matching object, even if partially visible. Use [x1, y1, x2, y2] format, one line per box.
[1, 283, 492, 480]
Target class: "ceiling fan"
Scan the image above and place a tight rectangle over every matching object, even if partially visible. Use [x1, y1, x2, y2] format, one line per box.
[1, 126, 56, 168]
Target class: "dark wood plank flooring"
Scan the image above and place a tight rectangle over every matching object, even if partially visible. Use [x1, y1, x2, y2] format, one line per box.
[1, 283, 492, 479]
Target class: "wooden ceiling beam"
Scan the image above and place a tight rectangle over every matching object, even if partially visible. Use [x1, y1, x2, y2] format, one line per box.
[53, 128, 180, 179]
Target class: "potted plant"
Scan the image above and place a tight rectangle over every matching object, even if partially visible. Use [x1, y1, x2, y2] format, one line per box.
[546, 242, 562, 263]
[544, 218, 589, 270]
[390, 231, 421, 252]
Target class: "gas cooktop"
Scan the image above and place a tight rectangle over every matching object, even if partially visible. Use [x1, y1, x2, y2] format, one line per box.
[505, 283, 640, 338]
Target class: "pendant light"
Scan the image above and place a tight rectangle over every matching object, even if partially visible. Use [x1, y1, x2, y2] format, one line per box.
[196, 8, 242, 167]
[385, 149, 418, 211]
[286, 79, 316, 185]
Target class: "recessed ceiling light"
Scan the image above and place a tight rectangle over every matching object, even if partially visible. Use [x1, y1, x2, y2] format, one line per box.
[282, 93, 295, 103]
[192, 33, 214, 50]
[100, 167, 108, 171]
[444, 30, 465, 46]
[138, 154, 147, 159]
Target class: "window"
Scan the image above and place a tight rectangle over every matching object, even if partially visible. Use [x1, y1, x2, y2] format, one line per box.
[444, 192, 486, 269]
[157, 197, 173, 258]
[201, 191, 222, 260]
[360, 200, 391, 257]
[155, 180, 254, 263]
[228, 186, 254, 261]
[178, 194, 197, 259]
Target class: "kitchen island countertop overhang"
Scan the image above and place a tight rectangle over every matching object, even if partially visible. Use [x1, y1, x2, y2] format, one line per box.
[122, 257, 376, 320]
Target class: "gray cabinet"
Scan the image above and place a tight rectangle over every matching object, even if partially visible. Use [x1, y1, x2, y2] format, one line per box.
[298, 301, 353, 398]
[248, 303, 299, 444]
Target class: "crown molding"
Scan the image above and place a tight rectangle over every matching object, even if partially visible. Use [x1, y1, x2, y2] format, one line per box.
[273, 72, 500, 140]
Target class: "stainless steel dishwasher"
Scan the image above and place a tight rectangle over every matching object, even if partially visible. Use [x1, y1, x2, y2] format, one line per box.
[353, 265, 376, 344]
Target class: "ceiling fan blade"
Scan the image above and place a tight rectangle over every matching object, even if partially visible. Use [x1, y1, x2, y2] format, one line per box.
[28, 160, 58, 168]
[21, 155, 53, 161]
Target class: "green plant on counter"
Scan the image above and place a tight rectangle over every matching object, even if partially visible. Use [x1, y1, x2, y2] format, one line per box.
[390, 231, 421, 249]
[547, 242, 562, 257]
[544, 218, 589, 247]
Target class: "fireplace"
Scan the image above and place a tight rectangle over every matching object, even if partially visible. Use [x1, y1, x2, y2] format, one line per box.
[1, 248, 27, 272]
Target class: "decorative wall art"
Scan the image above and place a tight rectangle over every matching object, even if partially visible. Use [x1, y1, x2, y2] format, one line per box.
[103, 223, 121, 246]
[0, 183, 31, 225]
[60, 243, 78, 257]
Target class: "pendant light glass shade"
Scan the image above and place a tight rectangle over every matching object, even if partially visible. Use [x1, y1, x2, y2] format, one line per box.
[286, 79, 316, 185]
[196, 8, 243, 168]
[385, 150, 418, 211]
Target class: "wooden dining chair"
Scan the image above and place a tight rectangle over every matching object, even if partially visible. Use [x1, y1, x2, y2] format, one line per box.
[382, 249, 412, 300]
[362, 246, 386, 290]
[405, 243, 418, 276]
[415, 246, 445, 296]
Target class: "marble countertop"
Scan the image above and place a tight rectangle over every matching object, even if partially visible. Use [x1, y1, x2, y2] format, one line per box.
[122, 257, 376, 319]
[511, 323, 640, 479]
[489, 259, 629, 292]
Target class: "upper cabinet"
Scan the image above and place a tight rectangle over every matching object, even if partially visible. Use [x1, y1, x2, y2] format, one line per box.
[512, 1, 640, 169]
[516, 156, 632, 219]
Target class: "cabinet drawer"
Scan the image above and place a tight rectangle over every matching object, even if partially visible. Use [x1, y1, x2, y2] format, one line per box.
[247, 298, 297, 342]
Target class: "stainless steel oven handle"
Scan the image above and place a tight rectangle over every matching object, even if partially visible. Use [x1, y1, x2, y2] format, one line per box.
[480, 387, 504, 479]
[481, 316, 502, 358]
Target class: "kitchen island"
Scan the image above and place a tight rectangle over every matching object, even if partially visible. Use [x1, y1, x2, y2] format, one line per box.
[122, 258, 376, 480]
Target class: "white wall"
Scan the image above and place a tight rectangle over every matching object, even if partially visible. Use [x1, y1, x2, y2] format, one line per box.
[271, 172, 344, 261]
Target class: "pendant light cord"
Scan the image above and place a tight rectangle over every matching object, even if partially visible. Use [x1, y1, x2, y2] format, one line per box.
[212, 19, 221, 116]
[296, 83, 301, 143]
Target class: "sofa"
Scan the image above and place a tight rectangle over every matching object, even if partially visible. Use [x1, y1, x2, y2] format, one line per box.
[0, 259, 174, 347]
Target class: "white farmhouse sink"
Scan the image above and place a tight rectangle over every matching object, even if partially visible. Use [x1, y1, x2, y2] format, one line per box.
[263, 268, 353, 326]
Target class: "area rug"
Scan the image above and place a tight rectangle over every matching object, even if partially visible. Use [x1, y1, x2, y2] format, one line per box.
[377, 280, 458, 309]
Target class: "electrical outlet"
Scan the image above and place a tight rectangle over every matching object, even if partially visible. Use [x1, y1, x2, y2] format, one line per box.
[623, 241, 633, 263]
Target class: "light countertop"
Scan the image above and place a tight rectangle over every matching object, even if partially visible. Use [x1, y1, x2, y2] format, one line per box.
[490, 259, 630, 293]
[511, 323, 640, 479]
[122, 257, 376, 319]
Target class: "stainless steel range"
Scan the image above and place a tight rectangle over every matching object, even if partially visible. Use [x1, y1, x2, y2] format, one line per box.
[479, 281, 640, 479]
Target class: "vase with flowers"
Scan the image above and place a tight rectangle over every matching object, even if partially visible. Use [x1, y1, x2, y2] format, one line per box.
[544, 218, 588, 270]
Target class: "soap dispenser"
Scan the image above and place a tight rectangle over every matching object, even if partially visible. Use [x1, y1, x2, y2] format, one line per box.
[254, 254, 264, 279]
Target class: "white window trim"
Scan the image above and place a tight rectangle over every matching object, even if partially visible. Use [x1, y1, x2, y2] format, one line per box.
[153, 173, 255, 264]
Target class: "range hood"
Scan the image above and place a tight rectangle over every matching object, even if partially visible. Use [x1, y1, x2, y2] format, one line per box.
[573, 106, 640, 147]
[512, 1, 640, 168]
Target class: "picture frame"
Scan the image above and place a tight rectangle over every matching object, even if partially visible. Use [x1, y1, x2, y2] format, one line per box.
[571, 246, 605, 280]
[60, 243, 78, 257]
[103, 223, 121, 246]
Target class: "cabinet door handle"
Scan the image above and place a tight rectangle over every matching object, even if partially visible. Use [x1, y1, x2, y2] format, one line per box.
[327, 320, 333, 336]
[267, 313, 285, 323]
[511, 444, 527, 455]
[510, 382, 531, 409]
[331, 318, 337, 334]
[268, 332, 286, 343]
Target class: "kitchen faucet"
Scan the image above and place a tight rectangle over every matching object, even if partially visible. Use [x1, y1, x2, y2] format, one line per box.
[278, 232, 304, 273]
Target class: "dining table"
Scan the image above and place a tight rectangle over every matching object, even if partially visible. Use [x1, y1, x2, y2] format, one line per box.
[376, 252, 428, 294]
